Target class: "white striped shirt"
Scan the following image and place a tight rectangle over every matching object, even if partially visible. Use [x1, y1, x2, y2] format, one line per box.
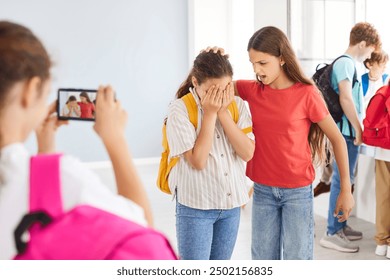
[166, 90, 254, 209]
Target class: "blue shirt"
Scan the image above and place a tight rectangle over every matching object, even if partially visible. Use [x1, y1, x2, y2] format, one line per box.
[331, 55, 363, 137]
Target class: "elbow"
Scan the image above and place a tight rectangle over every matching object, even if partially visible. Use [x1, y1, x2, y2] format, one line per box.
[330, 132, 346, 149]
[242, 154, 254, 162]
[339, 95, 351, 108]
[189, 158, 207, 170]
[240, 142, 255, 162]
[191, 161, 207, 171]
[184, 150, 208, 170]
[241, 151, 254, 162]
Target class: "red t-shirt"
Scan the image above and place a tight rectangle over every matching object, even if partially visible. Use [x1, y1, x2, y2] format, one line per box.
[236, 80, 329, 188]
[78, 102, 95, 118]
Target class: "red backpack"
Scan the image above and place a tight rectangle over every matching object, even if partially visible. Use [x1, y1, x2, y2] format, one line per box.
[13, 154, 177, 260]
[363, 85, 390, 149]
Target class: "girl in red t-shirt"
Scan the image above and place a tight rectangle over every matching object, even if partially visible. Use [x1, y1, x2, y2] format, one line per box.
[207, 26, 354, 260]
[78, 92, 95, 119]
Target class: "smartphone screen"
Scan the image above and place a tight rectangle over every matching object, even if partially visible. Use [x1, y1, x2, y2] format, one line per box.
[57, 88, 97, 121]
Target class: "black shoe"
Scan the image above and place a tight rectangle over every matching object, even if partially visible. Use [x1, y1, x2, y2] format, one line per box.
[314, 181, 330, 197]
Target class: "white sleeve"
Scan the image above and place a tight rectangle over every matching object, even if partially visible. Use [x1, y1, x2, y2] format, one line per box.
[166, 100, 197, 157]
[60, 155, 147, 226]
[235, 96, 255, 141]
[62, 106, 69, 116]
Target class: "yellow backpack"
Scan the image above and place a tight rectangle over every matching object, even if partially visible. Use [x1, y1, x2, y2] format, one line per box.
[156, 93, 239, 194]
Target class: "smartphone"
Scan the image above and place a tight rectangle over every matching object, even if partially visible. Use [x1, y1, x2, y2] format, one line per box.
[57, 88, 97, 121]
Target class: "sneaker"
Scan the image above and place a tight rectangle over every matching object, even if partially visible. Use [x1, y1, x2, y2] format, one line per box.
[313, 181, 330, 197]
[343, 225, 363, 241]
[375, 244, 387, 256]
[320, 230, 359, 253]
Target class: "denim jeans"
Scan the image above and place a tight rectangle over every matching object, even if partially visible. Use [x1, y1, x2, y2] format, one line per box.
[176, 202, 240, 260]
[327, 135, 359, 235]
[251, 183, 314, 260]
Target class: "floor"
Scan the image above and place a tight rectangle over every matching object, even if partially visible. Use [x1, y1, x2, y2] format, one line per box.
[92, 161, 387, 260]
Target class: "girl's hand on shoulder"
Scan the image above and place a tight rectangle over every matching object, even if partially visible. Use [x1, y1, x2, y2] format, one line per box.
[93, 85, 127, 144]
[35, 101, 68, 154]
[201, 85, 222, 115]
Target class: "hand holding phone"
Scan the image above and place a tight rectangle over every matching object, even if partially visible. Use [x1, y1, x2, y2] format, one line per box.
[36, 102, 69, 153]
[93, 85, 127, 143]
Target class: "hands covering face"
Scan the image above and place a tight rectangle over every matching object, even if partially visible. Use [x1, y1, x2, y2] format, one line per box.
[200, 82, 234, 114]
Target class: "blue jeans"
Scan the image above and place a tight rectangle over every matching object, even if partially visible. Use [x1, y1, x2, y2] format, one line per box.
[252, 183, 314, 260]
[176, 202, 240, 260]
[327, 136, 359, 235]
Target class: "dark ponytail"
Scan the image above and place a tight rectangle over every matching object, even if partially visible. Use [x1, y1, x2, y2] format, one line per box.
[176, 71, 194, 99]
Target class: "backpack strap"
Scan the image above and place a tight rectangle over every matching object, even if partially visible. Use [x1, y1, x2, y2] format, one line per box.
[29, 154, 63, 218]
[339, 118, 354, 139]
[383, 74, 388, 84]
[227, 100, 252, 134]
[227, 100, 240, 123]
[361, 73, 369, 96]
[332, 55, 358, 88]
[14, 154, 64, 254]
[181, 93, 198, 129]
[332, 55, 358, 136]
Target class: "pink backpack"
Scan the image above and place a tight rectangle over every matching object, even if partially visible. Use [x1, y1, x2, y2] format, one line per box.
[363, 85, 390, 149]
[13, 154, 177, 260]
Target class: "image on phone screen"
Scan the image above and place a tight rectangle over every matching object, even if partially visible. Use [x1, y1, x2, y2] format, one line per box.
[58, 88, 97, 121]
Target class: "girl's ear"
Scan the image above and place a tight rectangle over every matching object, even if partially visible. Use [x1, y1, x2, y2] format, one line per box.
[279, 56, 285, 67]
[21, 77, 41, 108]
[192, 76, 198, 87]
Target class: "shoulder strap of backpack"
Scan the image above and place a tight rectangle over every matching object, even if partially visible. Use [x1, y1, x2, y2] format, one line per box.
[361, 73, 369, 96]
[382, 74, 388, 84]
[332, 55, 358, 88]
[29, 154, 63, 218]
[227, 100, 239, 123]
[181, 93, 198, 129]
[331, 55, 357, 135]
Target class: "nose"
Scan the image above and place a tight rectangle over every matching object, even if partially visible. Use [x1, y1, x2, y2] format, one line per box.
[252, 63, 260, 74]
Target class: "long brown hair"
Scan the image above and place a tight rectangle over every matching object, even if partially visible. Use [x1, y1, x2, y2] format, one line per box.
[80, 91, 93, 103]
[66, 95, 77, 104]
[176, 51, 233, 98]
[0, 21, 51, 110]
[248, 26, 326, 165]
[0, 21, 51, 149]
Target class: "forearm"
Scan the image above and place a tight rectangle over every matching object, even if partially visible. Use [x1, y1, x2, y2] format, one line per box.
[186, 112, 216, 170]
[37, 135, 55, 154]
[329, 134, 351, 193]
[103, 134, 153, 226]
[218, 110, 254, 161]
[339, 96, 362, 134]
